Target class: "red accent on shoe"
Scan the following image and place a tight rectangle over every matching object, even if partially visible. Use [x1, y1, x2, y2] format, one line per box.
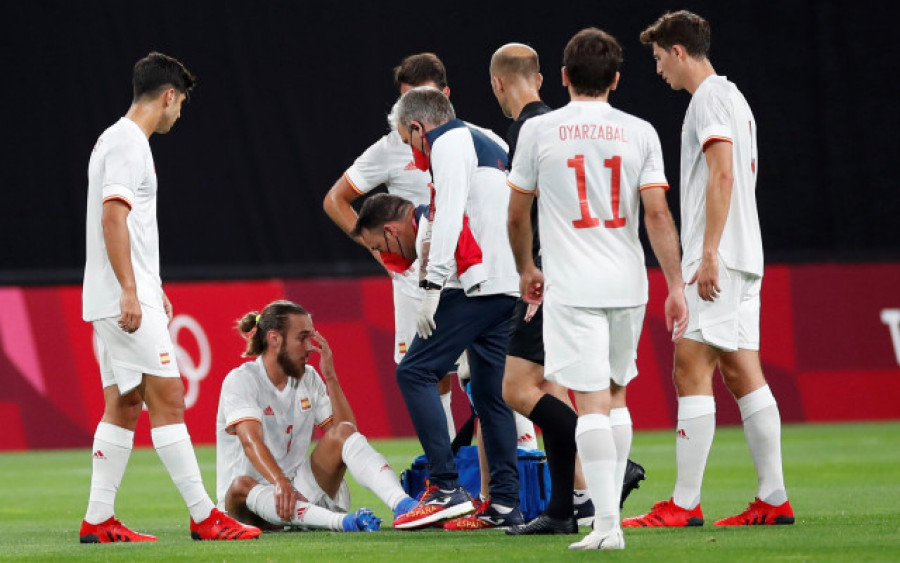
[79, 517, 157, 543]
[190, 508, 262, 540]
[622, 498, 704, 528]
[444, 499, 493, 530]
[714, 498, 794, 526]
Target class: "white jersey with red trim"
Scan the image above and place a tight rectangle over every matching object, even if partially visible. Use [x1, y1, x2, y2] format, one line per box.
[508, 101, 669, 308]
[215, 356, 333, 505]
[83, 117, 164, 321]
[681, 75, 762, 276]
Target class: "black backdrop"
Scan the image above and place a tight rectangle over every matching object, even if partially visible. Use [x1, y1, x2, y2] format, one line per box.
[2, 0, 897, 285]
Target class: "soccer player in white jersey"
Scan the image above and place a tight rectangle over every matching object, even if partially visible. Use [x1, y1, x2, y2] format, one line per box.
[507, 28, 688, 550]
[81, 52, 260, 543]
[624, 11, 794, 528]
[216, 300, 418, 532]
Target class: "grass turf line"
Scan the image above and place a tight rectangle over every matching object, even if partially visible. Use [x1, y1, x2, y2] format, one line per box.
[0, 421, 898, 561]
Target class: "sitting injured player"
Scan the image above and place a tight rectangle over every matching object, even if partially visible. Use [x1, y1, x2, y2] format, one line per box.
[216, 300, 418, 531]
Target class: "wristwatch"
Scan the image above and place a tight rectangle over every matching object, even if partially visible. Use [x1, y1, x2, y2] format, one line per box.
[419, 280, 442, 291]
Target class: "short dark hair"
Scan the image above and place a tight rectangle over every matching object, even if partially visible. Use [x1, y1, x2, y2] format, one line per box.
[237, 300, 308, 357]
[639, 10, 711, 59]
[132, 52, 197, 101]
[563, 28, 622, 97]
[352, 193, 414, 237]
[393, 53, 448, 89]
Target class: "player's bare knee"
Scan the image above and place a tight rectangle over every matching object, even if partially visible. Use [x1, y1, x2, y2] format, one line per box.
[325, 421, 358, 446]
[228, 475, 258, 502]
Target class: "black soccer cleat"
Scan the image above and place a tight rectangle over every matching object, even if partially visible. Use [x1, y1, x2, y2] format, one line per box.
[505, 513, 579, 535]
[621, 459, 646, 509]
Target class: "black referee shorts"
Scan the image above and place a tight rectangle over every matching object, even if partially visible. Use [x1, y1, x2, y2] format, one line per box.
[506, 298, 544, 366]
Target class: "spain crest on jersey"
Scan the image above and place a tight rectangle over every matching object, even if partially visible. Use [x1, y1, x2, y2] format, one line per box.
[300, 397, 311, 411]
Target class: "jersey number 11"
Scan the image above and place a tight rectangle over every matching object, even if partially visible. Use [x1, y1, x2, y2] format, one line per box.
[567, 154, 626, 230]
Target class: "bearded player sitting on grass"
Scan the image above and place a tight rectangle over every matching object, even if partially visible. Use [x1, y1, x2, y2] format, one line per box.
[215, 300, 419, 532]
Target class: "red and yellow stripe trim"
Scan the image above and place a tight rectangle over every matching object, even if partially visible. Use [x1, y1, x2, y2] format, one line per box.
[343, 172, 366, 196]
[639, 183, 670, 192]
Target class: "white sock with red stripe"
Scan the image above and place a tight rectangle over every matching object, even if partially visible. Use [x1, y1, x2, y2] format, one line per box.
[514, 411, 538, 450]
[84, 422, 133, 524]
[738, 385, 788, 505]
[342, 432, 409, 510]
[672, 395, 716, 510]
[151, 423, 215, 523]
[246, 484, 344, 530]
[575, 414, 618, 534]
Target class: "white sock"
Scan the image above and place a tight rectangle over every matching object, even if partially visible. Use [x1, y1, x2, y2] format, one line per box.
[610, 407, 633, 500]
[151, 423, 215, 523]
[246, 484, 344, 530]
[575, 414, 618, 533]
[514, 411, 538, 450]
[440, 391, 456, 440]
[738, 385, 787, 505]
[672, 396, 716, 510]
[84, 422, 134, 524]
[342, 432, 408, 510]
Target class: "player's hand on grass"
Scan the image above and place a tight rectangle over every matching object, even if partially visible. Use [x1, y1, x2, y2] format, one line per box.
[118, 290, 142, 333]
[689, 255, 720, 302]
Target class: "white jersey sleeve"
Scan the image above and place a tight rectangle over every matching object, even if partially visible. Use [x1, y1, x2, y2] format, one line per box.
[307, 367, 334, 428]
[344, 134, 393, 194]
[219, 367, 263, 433]
[507, 119, 540, 194]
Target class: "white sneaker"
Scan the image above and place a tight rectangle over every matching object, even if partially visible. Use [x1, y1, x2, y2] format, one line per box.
[568, 527, 625, 550]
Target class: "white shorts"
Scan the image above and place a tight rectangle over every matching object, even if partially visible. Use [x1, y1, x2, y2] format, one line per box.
[393, 283, 421, 364]
[683, 260, 761, 352]
[93, 307, 180, 394]
[543, 291, 645, 393]
[291, 456, 351, 513]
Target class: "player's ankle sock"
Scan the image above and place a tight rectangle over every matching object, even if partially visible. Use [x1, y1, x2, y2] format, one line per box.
[84, 422, 134, 524]
[575, 414, 617, 534]
[440, 391, 456, 440]
[672, 396, 715, 510]
[151, 423, 215, 523]
[492, 502, 513, 514]
[528, 393, 577, 520]
[738, 385, 788, 505]
[514, 411, 538, 450]
[246, 485, 344, 530]
[610, 407, 633, 503]
[342, 431, 408, 510]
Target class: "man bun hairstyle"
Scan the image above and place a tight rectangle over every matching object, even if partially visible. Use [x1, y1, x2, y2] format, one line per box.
[639, 10, 711, 59]
[132, 51, 197, 101]
[237, 300, 308, 357]
[563, 28, 623, 97]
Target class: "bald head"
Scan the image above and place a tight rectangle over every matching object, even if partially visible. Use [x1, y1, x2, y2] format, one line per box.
[490, 43, 540, 80]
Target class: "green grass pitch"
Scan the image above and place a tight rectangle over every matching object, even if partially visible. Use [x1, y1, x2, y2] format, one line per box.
[1, 421, 899, 562]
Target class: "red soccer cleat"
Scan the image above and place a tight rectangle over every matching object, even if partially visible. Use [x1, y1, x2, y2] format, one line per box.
[714, 498, 794, 526]
[622, 498, 704, 528]
[79, 517, 157, 543]
[190, 508, 262, 540]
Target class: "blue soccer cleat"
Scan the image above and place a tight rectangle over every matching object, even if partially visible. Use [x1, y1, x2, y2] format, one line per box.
[342, 508, 381, 532]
